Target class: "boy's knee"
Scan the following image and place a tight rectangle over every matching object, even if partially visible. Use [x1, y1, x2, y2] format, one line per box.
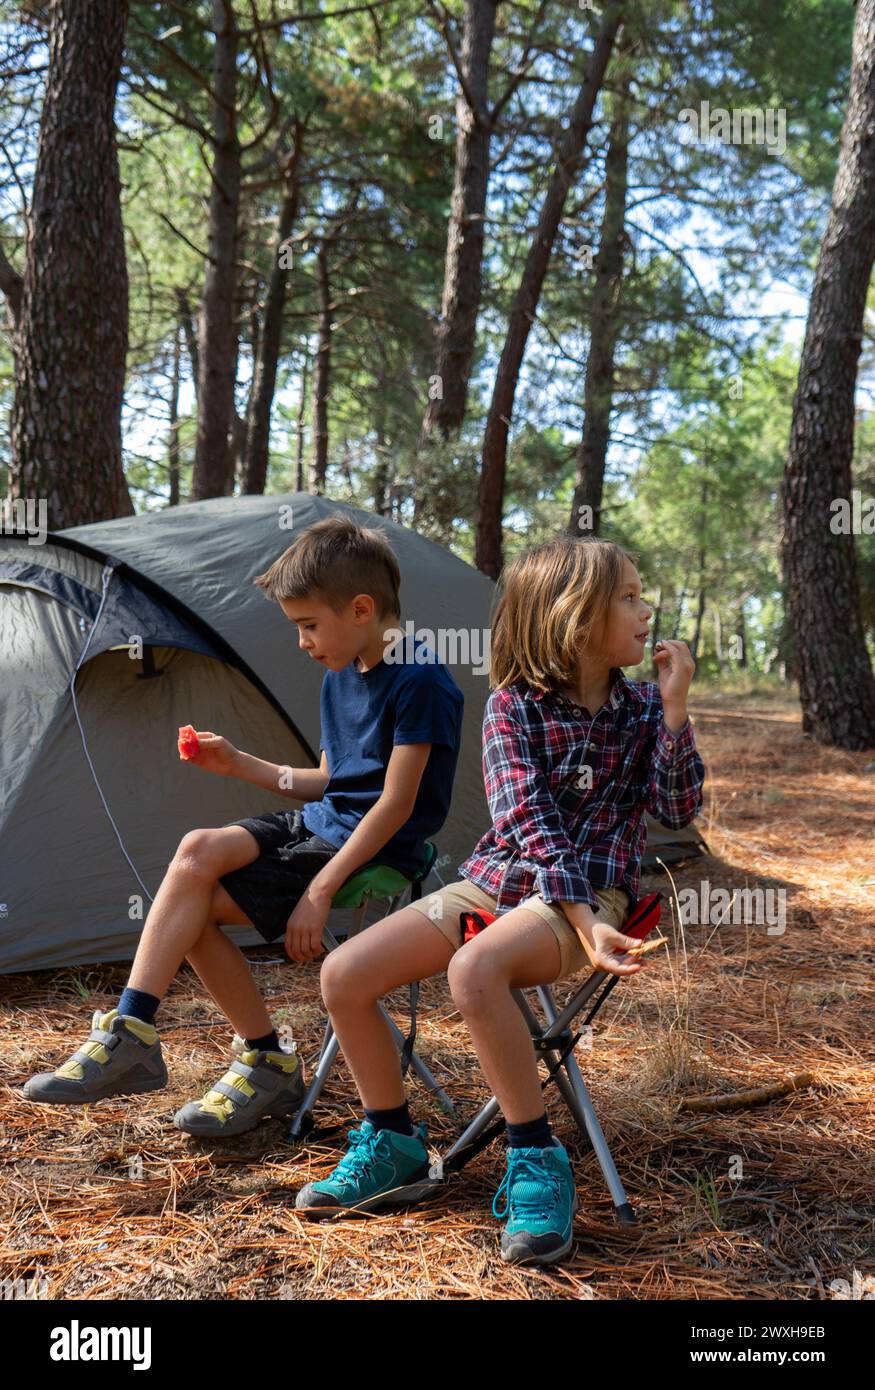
[174, 829, 221, 879]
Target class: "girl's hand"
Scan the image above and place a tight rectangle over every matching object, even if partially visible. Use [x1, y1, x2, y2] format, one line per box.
[652, 638, 695, 708]
[185, 732, 240, 777]
[583, 922, 646, 977]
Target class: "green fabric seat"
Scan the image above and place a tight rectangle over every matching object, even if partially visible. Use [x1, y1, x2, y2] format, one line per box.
[330, 842, 438, 910]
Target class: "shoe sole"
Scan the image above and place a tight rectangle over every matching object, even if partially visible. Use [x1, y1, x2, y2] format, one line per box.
[500, 1191, 579, 1266]
[296, 1163, 433, 1219]
[174, 1077, 306, 1137]
[23, 1073, 168, 1104]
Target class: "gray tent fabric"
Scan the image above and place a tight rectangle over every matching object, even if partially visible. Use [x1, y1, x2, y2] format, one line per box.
[0, 494, 706, 974]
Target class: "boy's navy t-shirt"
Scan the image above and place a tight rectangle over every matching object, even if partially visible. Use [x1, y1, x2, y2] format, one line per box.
[301, 635, 464, 874]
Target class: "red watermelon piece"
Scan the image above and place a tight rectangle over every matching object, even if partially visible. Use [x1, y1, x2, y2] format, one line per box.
[177, 725, 200, 761]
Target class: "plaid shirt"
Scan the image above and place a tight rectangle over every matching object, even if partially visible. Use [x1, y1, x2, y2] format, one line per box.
[458, 668, 705, 913]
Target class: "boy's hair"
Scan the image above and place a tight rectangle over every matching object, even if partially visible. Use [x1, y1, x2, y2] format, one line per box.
[490, 536, 638, 692]
[253, 516, 401, 620]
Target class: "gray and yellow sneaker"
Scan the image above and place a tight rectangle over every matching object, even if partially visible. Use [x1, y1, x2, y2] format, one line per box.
[173, 1041, 305, 1137]
[23, 1008, 167, 1104]
[296, 1119, 431, 1214]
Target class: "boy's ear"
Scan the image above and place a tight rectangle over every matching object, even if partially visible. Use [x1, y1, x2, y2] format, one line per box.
[351, 593, 377, 623]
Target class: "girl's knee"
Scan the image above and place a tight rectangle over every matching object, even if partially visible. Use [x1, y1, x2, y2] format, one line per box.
[321, 947, 373, 1012]
[447, 944, 503, 1011]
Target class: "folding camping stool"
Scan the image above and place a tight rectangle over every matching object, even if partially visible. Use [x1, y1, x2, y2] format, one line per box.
[404, 891, 664, 1225]
[284, 841, 455, 1140]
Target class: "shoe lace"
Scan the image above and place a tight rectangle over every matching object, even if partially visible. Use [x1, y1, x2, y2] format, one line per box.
[492, 1152, 561, 1221]
[331, 1126, 385, 1191]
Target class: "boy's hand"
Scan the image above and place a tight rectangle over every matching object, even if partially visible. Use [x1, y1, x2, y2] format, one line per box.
[652, 638, 695, 711]
[284, 886, 331, 963]
[184, 732, 240, 777]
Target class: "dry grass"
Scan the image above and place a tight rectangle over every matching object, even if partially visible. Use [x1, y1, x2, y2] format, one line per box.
[1, 688, 873, 1300]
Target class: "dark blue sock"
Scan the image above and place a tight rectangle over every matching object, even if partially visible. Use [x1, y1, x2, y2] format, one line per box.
[245, 1030, 281, 1053]
[506, 1113, 553, 1150]
[117, 986, 160, 1026]
[364, 1101, 415, 1137]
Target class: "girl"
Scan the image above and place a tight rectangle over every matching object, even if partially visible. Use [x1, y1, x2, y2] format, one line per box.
[296, 536, 705, 1265]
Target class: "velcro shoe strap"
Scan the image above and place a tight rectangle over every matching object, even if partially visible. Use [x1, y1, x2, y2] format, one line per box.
[88, 1027, 121, 1047]
[227, 1058, 256, 1080]
[69, 1048, 105, 1070]
[210, 1080, 253, 1105]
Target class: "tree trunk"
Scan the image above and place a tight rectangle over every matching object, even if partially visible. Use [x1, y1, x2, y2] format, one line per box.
[309, 243, 332, 494]
[419, 0, 496, 452]
[568, 63, 632, 537]
[673, 570, 690, 638]
[242, 137, 303, 494]
[168, 320, 181, 506]
[734, 597, 747, 667]
[648, 586, 663, 674]
[475, 2, 625, 577]
[690, 474, 709, 660]
[781, 0, 875, 747]
[191, 0, 241, 500]
[373, 397, 390, 515]
[176, 289, 200, 399]
[713, 605, 723, 667]
[8, 0, 132, 528]
[295, 348, 309, 491]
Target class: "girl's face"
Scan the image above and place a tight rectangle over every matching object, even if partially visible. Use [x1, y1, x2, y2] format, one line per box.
[594, 561, 653, 668]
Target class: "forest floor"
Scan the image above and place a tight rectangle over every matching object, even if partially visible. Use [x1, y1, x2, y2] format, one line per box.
[1, 685, 873, 1301]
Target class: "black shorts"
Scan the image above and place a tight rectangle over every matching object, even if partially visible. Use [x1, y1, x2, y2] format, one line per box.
[219, 809, 340, 943]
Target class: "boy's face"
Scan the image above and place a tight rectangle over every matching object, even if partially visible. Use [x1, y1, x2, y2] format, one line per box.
[595, 560, 653, 668]
[279, 591, 375, 670]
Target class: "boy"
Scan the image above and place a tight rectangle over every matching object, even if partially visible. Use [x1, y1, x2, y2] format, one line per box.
[24, 517, 464, 1136]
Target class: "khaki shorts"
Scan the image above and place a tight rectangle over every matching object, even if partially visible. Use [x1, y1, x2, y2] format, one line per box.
[408, 878, 632, 982]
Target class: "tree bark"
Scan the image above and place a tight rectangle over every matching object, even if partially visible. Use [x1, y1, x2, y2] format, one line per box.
[242, 134, 303, 494]
[475, 2, 625, 577]
[176, 289, 200, 399]
[8, 0, 132, 528]
[168, 320, 181, 507]
[781, 0, 875, 747]
[568, 64, 631, 537]
[309, 242, 332, 494]
[419, 0, 497, 451]
[191, 0, 241, 500]
[295, 348, 309, 491]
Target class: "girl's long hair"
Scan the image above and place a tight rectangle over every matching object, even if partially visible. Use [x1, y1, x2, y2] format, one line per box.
[490, 536, 637, 692]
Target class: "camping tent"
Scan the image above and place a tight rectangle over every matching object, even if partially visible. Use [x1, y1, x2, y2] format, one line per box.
[0, 494, 707, 973]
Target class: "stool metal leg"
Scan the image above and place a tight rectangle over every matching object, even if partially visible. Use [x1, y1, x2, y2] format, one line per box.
[379, 1006, 455, 1112]
[315, 1017, 334, 1066]
[534, 986, 636, 1223]
[288, 889, 449, 1141]
[442, 1095, 503, 1162]
[286, 1026, 342, 1139]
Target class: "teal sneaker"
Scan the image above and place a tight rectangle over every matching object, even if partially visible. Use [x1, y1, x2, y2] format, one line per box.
[492, 1140, 579, 1265]
[296, 1120, 430, 1215]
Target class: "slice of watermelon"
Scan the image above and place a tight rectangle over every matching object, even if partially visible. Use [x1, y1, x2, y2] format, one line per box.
[178, 725, 200, 761]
